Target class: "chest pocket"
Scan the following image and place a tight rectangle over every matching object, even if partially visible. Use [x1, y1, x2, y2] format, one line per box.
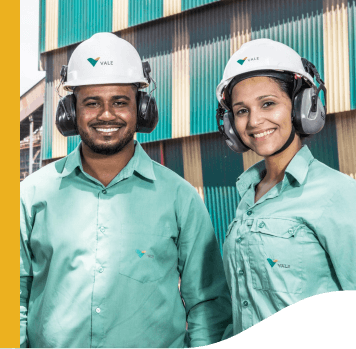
[118, 224, 177, 283]
[248, 218, 303, 294]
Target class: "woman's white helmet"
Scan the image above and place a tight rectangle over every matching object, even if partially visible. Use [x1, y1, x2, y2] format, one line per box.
[63, 32, 149, 91]
[216, 38, 315, 109]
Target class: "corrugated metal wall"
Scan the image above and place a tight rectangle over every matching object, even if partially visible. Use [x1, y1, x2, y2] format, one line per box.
[128, 0, 164, 27]
[181, 0, 219, 11]
[45, 0, 58, 52]
[349, 0, 356, 110]
[164, 0, 181, 17]
[42, 54, 53, 160]
[163, 139, 185, 177]
[188, 3, 232, 135]
[40, 0, 46, 53]
[200, 133, 244, 254]
[113, 0, 129, 32]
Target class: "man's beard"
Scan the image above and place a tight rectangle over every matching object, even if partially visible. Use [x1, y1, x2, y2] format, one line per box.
[77, 123, 136, 156]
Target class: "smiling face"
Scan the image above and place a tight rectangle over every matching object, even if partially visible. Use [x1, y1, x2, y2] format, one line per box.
[75, 84, 137, 156]
[231, 76, 296, 157]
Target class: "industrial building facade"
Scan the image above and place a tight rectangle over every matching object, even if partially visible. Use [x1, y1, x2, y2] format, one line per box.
[36, 0, 355, 251]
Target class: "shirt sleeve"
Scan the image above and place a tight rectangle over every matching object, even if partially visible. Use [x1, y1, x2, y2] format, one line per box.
[313, 178, 356, 290]
[176, 185, 232, 347]
[20, 193, 33, 348]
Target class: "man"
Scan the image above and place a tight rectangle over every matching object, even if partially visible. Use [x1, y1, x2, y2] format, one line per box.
[20, 32, 232, 348]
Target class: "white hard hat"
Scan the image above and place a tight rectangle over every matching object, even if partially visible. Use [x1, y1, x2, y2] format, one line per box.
[216, 38, 315, 108]
[63, 32, 149, 91]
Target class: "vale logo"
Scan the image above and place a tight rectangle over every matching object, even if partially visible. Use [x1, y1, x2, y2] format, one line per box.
[267, 258, 278, 267]
[135, 249, 146, 258]
[87, 57, 100, 67]
[237, 57, 248, 65]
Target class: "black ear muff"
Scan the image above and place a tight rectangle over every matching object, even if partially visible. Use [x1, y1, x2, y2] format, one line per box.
[55, 94, 78, 137]
[136, 91, 159, 133]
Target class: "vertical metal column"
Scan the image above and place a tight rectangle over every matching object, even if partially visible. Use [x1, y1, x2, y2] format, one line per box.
[29, 115, 33, 175]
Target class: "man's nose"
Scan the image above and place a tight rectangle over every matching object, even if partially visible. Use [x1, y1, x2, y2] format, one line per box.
[98, 104, 116, 121]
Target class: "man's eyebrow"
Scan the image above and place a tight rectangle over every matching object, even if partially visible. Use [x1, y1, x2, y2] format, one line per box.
[232, 95, 278, 107]
[81, 95, 131, 103]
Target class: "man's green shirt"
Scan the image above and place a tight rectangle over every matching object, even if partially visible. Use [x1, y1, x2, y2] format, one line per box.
[20, 141, 232, 348]
[223, 145, 356, 335]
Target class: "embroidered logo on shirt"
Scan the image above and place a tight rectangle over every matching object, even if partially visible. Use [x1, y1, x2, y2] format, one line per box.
[267, 258, 278, 267]
[135, 249, 146, 258]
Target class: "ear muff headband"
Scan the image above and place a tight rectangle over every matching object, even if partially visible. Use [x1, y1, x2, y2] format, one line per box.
[55, 63, 159, 137]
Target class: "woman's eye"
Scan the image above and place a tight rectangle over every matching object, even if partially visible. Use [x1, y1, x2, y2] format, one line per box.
[235, 108, 248, 116]
[263, 101, 274, 108]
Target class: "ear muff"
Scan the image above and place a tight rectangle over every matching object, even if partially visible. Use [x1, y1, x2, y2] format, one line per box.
[292, 85, 326, 135]
[55, 94, 78, 137]
[136, 91, 159, 133]
[216, 104, 250, 153]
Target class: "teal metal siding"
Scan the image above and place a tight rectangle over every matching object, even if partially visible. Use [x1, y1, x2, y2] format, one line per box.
[305, 114, 340, 171]
[349, 0, 356, 110]
[58, 0, 112, 48]
[135, 22, 173, 143]
[189, 4, 232, 135]
[181, 0, 219, 12]
[251, 0, 325, 104]
[42, 54, 53, 160]
[40, 0, 46, 53]
[164, 139, 184, 177]
[200, 133, 244, 255]
[128, 0, 163, 27]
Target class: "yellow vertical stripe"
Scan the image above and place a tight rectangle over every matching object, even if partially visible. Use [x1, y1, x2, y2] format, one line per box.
[230, 0, 251, 55]
[163, 0, 181, 17]
[172, 15, 190, 138]
[52, 48, 68, 158]
[323, 0, 350, 113]
[335, 110, 356, 179]
[112, 0, 129, 32]
[45, 0, 58, 51]
[242, 150, 263, 172]
[182, 136, 205, 201]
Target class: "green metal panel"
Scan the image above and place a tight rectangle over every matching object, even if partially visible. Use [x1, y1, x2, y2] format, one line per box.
[42, 54, 53, 160]
[189, 4, 232, 135]
[134, 22, 173, 143]
[304, 114, 339, 171]
[128, 0, 163, 27]
[181, 0, 219, 12]
[164, 139, 184, 177]
[200, 133, 244, 255]
[251, 0, 325, 104]
[349, 0, 356, 109]
[39, 0, 46, 53]
[58, 0, 112, 49]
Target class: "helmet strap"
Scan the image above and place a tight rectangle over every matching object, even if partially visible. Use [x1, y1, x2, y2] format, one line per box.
[270, 124, 296, 156]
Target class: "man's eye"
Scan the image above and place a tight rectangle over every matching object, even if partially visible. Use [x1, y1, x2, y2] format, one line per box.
[86, 102, 99, 107]
[114, 101, 127, 106]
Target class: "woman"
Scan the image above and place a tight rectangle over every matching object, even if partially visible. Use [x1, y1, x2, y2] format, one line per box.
[215, 38, 356, 335]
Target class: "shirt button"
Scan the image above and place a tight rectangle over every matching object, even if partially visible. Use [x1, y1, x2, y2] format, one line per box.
[99, 267, 104, 273]
[237, 237, 243, 243]
[102, 189, 107, 194]
[258, 222, 265, 228]
[99, 227, 105, 233]
[239, 269, 244, 275]
[243, 301, 249, 307]
[96, 308, 101, 313]
[247, 210, 252, 216]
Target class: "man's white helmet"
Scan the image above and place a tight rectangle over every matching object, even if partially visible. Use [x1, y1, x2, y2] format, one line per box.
[216, 38, 315, 109]
[63, 32, 149, 91]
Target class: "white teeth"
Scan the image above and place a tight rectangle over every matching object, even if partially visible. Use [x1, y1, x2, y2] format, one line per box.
[96, 128, 120, 132]
[253, 129, 275, 138]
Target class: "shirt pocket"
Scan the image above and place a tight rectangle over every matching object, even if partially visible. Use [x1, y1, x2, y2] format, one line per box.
[118, 224, 177, 283]
[248, 218, 303, 294]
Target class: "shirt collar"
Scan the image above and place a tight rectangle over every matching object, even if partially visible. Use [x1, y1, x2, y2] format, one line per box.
[236, 145, 314, 197]
[60, 141, 156, 181]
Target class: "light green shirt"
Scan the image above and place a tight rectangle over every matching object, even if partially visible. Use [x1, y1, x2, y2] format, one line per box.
[223, 145, 356, 335]
[20, 141, 232, 348]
